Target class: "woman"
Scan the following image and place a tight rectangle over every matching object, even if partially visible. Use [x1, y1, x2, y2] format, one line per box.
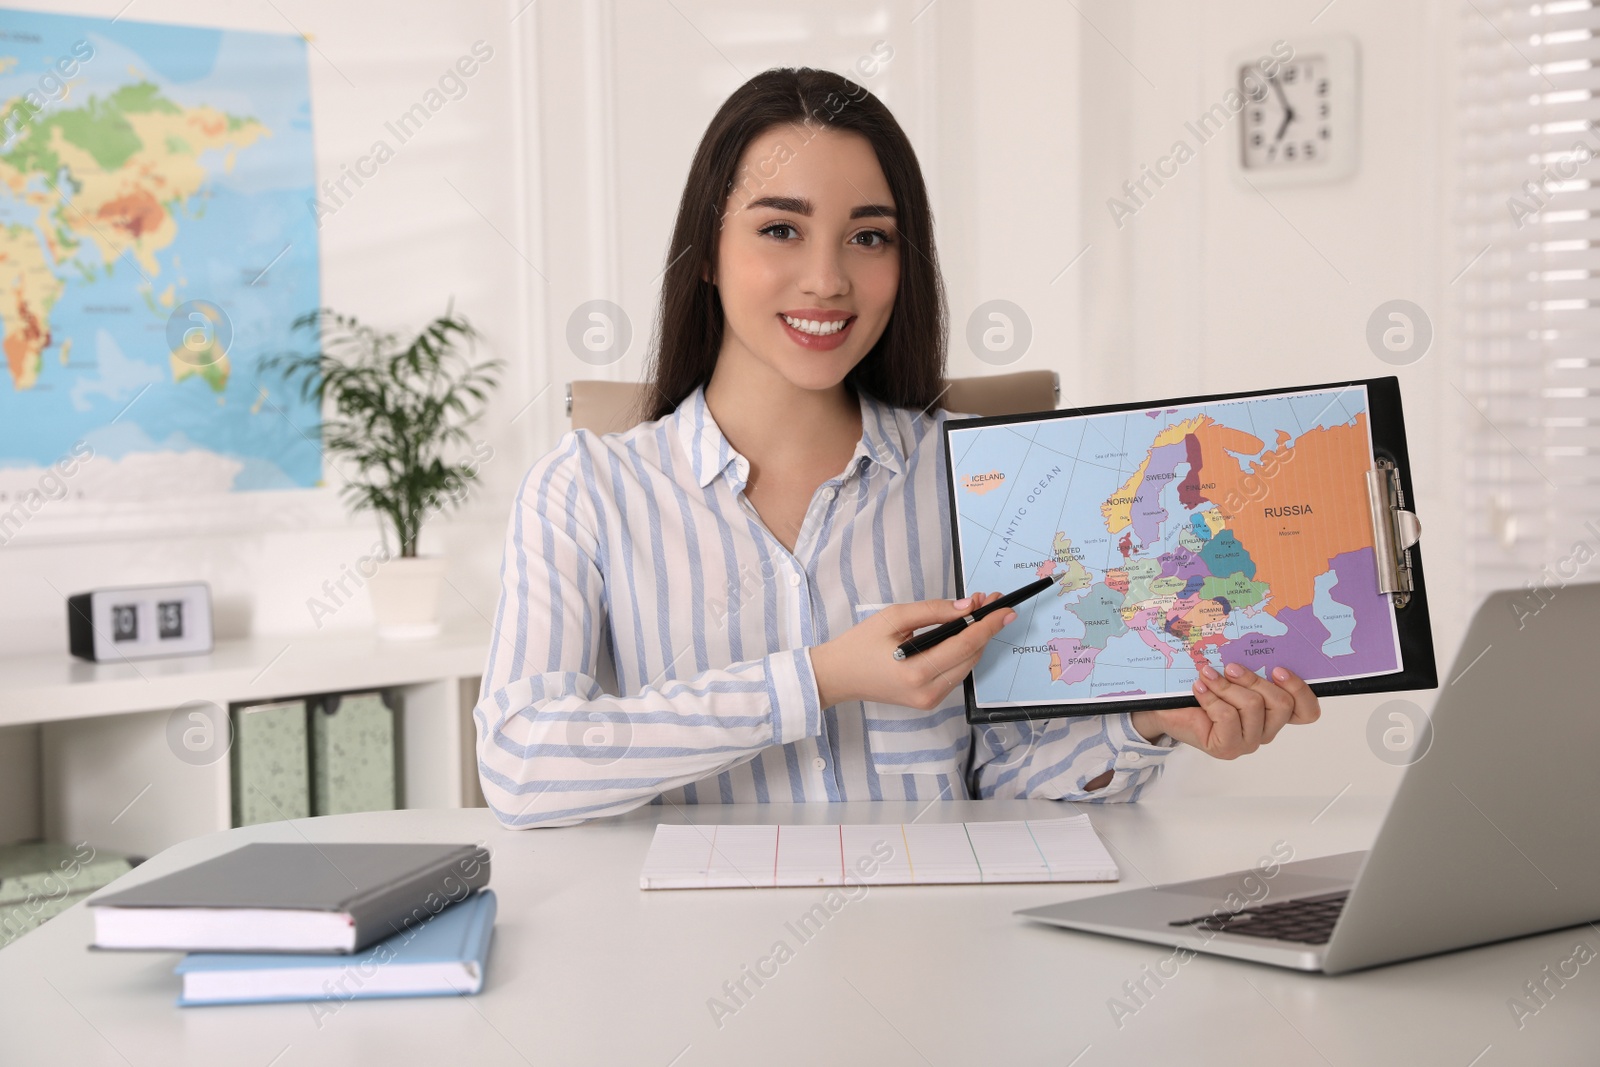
[474, 67, 1320, 828]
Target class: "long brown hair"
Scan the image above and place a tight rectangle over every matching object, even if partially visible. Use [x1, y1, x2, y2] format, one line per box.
[635, 66, 948, 424]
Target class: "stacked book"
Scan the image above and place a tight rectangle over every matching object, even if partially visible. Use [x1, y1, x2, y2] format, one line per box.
[87, 842, 495, 1007]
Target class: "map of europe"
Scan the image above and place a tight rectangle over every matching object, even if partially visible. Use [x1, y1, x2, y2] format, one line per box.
[950, 385, 1403, 710]
[0, 10, 320, 497]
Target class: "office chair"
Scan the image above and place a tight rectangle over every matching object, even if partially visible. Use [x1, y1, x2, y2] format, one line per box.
[565, 370, 1060, 435]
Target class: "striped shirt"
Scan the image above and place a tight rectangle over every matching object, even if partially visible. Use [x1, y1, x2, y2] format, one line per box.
[474, 382, 1177, 827]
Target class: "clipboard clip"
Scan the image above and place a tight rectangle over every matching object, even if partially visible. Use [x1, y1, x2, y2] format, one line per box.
[1366, 459, 1422, 609]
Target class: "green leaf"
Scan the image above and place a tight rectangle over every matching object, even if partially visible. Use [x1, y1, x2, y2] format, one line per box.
[260, 302, 503, 551]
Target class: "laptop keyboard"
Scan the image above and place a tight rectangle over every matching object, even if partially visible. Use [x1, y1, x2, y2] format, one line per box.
[1169, 890, 1348, 944]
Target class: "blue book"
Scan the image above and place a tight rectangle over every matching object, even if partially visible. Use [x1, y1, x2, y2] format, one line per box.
[174, 890, 495, 1006]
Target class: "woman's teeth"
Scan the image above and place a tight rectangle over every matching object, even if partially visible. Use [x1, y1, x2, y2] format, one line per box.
[782, 314, 849, 336]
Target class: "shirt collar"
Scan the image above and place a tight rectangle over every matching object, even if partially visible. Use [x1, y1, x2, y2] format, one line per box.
[672, 382, 908, 490]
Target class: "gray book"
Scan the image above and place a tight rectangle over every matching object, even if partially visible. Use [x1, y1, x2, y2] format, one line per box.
[89, 842, 490, 954]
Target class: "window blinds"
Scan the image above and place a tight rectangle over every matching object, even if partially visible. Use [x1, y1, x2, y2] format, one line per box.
[1458, 0, 1600, 599]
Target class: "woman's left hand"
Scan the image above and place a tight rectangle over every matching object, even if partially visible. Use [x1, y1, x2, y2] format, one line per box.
[1130, 663, 1321, 759]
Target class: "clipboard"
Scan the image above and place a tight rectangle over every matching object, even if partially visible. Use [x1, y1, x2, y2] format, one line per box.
[942, 376, 1437, 724]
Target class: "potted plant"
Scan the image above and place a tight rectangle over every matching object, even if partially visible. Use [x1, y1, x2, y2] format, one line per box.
[266, 304, 503, 639]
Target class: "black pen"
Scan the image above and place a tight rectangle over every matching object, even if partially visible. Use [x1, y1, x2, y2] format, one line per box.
[892, 575, 1057, 661]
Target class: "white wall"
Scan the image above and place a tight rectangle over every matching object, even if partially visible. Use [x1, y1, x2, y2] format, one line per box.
[1075, 0, 1464, 800]
[0, 0, 541, 842]
[1, 0, 541, 645]
[527, 0, 1082, 399]
[1, 0, 1474, 841]
[542, 0, 1474, 803]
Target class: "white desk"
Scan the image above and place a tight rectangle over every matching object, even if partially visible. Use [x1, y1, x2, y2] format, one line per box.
[2, 798, 1596, 1065]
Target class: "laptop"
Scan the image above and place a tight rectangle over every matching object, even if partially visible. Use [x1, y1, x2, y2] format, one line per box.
[1016, 582, 1600, 974]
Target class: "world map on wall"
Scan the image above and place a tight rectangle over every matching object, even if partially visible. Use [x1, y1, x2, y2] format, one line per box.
[0, 9, 321, 499]
[950, 385, 1403, 710]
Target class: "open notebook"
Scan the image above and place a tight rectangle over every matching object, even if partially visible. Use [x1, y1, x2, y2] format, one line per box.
[640, 815, 1118, 889]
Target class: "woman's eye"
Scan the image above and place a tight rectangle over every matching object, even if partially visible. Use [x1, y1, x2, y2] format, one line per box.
[758, 224, 893, 247]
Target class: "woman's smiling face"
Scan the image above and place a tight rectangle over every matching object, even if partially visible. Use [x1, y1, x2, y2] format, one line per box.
[710, 122, 901, 392]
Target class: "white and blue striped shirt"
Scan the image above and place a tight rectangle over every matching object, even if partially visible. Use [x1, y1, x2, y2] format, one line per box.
[474, 383, 1177, 827]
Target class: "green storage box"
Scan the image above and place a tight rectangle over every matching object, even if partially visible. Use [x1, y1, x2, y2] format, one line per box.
[231, 699, 311, 826]
[0, 841, 135, 948]
[0, 842, 132, 906]
[311, 691, 399, 816]
[1, 888, 94, 948]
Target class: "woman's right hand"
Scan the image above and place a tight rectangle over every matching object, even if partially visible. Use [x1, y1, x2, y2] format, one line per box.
[810, 592, 1019, 710]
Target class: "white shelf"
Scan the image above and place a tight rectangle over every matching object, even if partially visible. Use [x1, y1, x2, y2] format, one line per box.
[0, 623, 493, 857]
[0, 622, 492, 727]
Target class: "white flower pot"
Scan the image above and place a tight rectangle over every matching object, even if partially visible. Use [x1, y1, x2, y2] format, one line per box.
[366, 555, 447, 640]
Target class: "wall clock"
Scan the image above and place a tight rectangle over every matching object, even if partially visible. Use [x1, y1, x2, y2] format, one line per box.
[1233, 36, 1359, 186]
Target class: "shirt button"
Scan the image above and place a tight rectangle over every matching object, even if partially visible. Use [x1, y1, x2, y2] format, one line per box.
[1126, 752, 1142, 764]
[789, 573, 801, 587]
[813, 757, 826, 770]
[822, 486, 836, 500]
